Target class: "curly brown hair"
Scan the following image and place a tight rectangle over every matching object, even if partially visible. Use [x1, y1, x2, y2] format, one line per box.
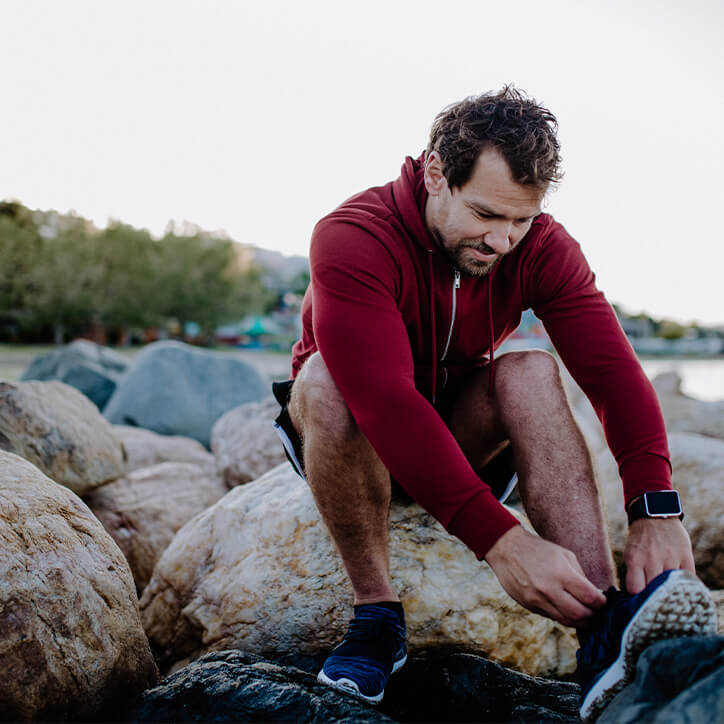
[426, 85, 563, 191]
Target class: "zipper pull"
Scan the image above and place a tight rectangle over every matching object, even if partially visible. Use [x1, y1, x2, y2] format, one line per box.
[454, 269, 461, 289]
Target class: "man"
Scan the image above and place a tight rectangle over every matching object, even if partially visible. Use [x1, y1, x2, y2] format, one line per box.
[272, 86, 716, 720]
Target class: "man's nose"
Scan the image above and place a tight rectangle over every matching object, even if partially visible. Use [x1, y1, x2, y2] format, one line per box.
[484, 221, 513, 253]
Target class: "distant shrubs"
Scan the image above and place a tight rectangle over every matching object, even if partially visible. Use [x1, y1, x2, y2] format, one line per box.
[0, 202, 275, 344]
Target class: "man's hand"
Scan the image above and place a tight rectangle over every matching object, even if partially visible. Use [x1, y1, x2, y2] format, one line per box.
[485, 525, 606, 627]
[624, 517, 695, 594]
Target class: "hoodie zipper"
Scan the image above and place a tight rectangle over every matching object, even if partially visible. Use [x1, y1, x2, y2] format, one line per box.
[440, 269, 460, 362]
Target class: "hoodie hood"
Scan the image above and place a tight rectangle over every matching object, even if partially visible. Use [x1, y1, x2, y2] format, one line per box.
[392, 153, 437, 253]
[392, 153, 498, 400]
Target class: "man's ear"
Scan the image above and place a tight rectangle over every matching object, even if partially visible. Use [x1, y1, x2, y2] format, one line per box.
[424, 151, 447, 196]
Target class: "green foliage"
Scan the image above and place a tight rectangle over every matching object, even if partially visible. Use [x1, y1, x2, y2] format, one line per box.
[658, 319, 687, 340]
[0, 207, 42, 322]
[288, 269, 311, 296]
[0, 202, 281, 343]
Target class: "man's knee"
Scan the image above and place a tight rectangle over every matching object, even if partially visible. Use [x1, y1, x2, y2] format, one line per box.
[493, 350, 563, 396]
[290, 353, 357, 436]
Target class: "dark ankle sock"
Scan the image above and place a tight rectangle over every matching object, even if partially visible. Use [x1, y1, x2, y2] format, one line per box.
[354, 601, 404, 616]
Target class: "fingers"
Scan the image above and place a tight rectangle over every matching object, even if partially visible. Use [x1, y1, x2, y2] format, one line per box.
[562, 561, 607, 609]
[542, 588, 598, 628]
[626, 563, 647, 594]
[680, 548, 696, 574]
[486, 528, 608, 627]
[530, 554, 605, 626]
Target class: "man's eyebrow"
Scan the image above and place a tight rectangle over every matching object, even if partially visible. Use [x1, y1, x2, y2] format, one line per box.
[466, 201, 539, 220]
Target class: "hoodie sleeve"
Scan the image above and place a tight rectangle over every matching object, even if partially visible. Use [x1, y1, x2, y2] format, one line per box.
[310, 217, 520, 558]
[523, 221, 672, 504]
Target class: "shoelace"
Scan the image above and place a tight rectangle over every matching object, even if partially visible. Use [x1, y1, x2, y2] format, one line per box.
[577, 587, 626, 676]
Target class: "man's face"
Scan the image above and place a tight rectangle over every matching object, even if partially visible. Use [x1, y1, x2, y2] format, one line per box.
[424, 147, 544, 277]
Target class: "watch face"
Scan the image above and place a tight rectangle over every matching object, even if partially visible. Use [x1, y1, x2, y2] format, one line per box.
[644, 491, 682, 516]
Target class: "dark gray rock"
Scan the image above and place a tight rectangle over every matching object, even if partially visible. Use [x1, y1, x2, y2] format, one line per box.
[118, 649, 391, 723]
[599, 635, 724, 724]
[117, 648, 580, 723]
[21, 339, 129, 410]
[103, 341, 268, 447]
[383, 651, 580, 723]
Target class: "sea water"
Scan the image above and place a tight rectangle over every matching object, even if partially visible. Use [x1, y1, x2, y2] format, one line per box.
[641, 358, 724, 401]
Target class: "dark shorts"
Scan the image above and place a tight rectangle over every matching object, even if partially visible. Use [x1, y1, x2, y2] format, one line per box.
[272, 378, 518, 504]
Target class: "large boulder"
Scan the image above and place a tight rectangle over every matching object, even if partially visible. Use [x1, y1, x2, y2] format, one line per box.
[652, 371, 724, 439]
[0, 380, 126, 495]
[211, 396, 286, 487]
[140, 464, 578, 678]
[0, 451, 158, 721]
[85, 462, 228, 593]
[103, 341, 268, 447]
[560, 366, 608, 456]
[21, 339, 129, 410]
[113, 425, 216, 474]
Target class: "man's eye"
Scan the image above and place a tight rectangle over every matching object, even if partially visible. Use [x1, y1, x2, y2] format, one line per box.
[475, 211, 492, 219]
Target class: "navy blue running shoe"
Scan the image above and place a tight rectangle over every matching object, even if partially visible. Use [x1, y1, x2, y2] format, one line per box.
[317, 604, 407, 704]
[577, 569, 716, 722]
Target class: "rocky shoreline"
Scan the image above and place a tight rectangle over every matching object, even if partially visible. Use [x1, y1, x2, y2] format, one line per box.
[1, 340, 722, 721]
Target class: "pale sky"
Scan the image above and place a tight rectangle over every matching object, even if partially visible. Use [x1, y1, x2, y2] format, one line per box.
[3, 0, 723, 324]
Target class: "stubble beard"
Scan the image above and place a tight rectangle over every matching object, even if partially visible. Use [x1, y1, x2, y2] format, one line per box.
[446, 240, 502, 278]
[430, 226, 503, 277]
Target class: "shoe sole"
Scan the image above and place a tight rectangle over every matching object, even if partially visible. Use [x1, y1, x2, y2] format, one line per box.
[580, 570, 716, 722]
[317, 653, 408, 705]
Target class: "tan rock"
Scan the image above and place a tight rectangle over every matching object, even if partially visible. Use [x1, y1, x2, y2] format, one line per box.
[85, 462, 228, 593]
[560, 367, 608, 455]
[593, 447, 626, 556]
[211, 396, 286, 487]
[0, 380, 125, 495]
[669, 433, 724, 588]
[0, 451, 158, 721]
[653, 371, 724, 439]
[113, 425, 216, 474]
[141, 464, 577, 678]
[712, 590, 724, 634]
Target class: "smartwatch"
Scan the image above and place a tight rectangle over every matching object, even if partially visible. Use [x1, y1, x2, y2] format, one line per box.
[626, 490, 683, 525]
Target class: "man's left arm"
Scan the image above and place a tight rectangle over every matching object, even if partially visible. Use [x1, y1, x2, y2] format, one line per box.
[525, 222, 695, 592]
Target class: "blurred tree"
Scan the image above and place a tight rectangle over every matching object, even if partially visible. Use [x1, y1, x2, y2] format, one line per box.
[288, 269, 310, 296]
[232, 263, 277, 317]
[0, 202, 289, 343]
[658, 319, 686, 340]
[154, 231, 275, 341]
[25, 213, 97, 344]
[0, 203, 43, 338]
[90, 222, 159, 331]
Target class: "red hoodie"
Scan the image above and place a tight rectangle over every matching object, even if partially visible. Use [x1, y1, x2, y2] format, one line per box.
[291, 155, 672, 559]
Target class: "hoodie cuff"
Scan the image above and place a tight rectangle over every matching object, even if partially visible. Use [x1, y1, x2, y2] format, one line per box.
[620, 453, 673, 506]
[445, 489, 521, 561]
